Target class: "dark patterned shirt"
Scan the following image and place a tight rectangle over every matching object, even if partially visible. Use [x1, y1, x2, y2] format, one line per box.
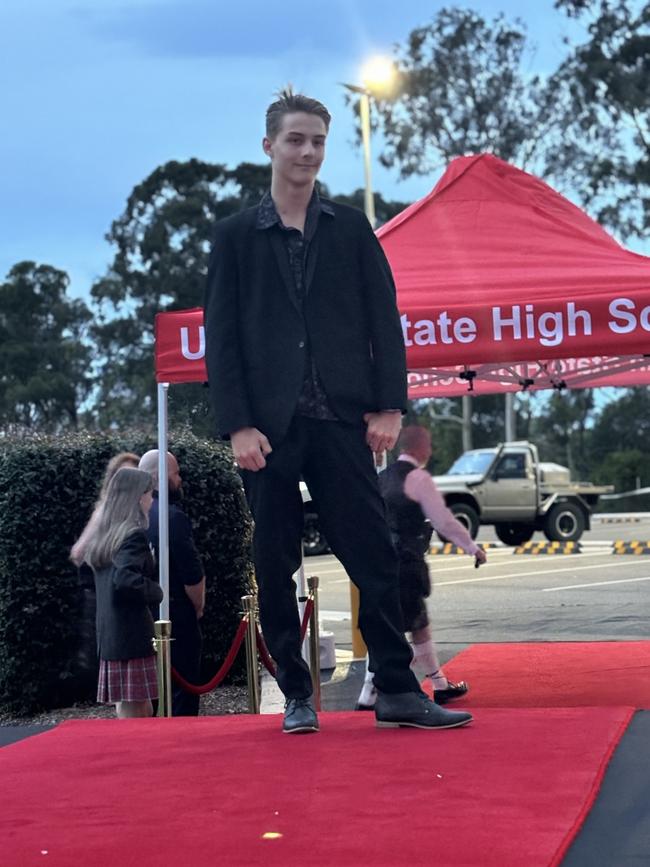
[256, 190, 338, 420]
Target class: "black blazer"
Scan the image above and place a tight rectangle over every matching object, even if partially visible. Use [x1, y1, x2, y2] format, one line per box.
[204, 198, 407, 445]
[93, 530, 163, 661]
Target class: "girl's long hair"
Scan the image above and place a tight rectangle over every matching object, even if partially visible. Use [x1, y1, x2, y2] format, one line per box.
[85, 468, 153, 569]
[98, 451, 140, 500]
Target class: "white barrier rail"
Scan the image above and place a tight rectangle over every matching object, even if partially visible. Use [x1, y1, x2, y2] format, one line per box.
[601, 487, 650, 501]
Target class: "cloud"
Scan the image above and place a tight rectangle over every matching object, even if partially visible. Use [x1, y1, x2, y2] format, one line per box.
[77, 0, 367, 60]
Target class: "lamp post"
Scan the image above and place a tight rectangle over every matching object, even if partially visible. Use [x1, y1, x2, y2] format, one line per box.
[340, 58, 397, 658]
[342, 83, 376, 226]
[341, 56, 396, 229]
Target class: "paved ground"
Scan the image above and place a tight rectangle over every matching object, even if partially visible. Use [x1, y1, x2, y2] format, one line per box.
[295, 514, 650, 711]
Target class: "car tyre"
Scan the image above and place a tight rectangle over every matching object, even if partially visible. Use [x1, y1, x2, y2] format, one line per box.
[302, 512, 330, 556]
[543, 502, 586, 542]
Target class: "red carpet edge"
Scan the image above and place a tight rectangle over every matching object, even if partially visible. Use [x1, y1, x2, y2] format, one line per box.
[549, 707, 635, 866]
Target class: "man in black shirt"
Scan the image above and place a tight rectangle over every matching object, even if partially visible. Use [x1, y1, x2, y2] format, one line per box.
[140, 450, 205, 716]
[204, 89, 472, 734]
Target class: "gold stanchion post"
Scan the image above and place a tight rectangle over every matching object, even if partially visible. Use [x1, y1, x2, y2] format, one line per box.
[349, 582, 367, 659]
[307, 576, 321, 711]
[153, 620, 172, 718]
[242, 595, 260, 714]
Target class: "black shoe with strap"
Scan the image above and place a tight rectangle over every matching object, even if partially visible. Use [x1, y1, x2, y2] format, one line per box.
[282, 697, 319, 734]
[434, 680, 469, 704]
[375, 691, 473, 729]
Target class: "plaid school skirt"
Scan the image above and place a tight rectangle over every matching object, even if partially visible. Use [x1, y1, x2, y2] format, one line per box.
[97, 655, 159, 703]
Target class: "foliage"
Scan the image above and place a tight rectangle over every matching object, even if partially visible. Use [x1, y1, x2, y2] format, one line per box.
[529, 389, 596, 478]
[366, 2, 649, 243]
[0, 262, 92, 431]
[0, 430, 252, 715]
[326, 188, 410, 226]
[593, 448, 650, 488]
[89, 160, 273, 430]
[589, 387, 650, 463]
[366, 7, 551, 178]
[548, 0, 650, 240]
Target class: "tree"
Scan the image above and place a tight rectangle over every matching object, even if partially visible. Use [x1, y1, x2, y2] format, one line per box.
[589, 387, 650, 463]
[326, 188, 410, 226]
[594, 448, 650, 490]
[367, 3, 649, 244]
[529, 389, 596, 477]
[547, 0, 650, 241]
[90, 160, 273, 430]
[366, 7, 552, 178]
[0, 262, 91, 431]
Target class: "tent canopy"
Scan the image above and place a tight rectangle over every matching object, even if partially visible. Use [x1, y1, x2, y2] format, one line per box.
[377, 154, 650, 397]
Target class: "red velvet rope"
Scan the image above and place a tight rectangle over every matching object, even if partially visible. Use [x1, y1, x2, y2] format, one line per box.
[255, 625, 277, 677]
[255, 598, 315, 679]
[301, 598, 314, 641]
[171, 617, 248, 695]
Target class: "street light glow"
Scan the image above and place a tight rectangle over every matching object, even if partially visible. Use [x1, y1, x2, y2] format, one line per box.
[361, 55, 395, 92]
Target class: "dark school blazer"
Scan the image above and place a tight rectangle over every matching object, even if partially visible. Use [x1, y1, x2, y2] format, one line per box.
[93, 530, 163, 661]
[203, 197, 408, 445]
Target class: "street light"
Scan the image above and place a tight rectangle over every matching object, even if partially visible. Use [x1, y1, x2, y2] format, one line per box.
[341, 61, 398, 659]
[341, 56, 396, 228]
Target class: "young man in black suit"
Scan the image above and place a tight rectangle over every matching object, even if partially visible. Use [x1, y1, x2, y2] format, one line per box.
[204, 89, 472, 734]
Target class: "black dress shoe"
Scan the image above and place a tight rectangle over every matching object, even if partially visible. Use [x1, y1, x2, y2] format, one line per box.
[375, 691, 473, 729]
[434, 680, 469, 704]
[282, 697, 319, 734]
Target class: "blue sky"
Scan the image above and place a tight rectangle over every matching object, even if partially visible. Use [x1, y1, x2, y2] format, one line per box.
[1, 1, 585, 301]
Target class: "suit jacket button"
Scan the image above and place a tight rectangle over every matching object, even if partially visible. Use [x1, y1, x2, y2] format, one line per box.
[298, 341, 305, 348]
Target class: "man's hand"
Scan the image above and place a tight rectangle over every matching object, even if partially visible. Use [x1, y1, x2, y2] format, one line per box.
[231, 427, 272, 471]
[474, 548, 487, 567]
[363, 411, 402, 459]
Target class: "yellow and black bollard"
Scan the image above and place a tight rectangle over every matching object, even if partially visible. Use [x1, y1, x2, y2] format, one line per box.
[307, 576, 321, 711]
[153, 620, 173, 718]
[241, 595, 261, 714]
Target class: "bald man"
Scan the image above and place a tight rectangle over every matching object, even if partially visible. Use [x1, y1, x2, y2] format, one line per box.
[139, 450, 205, 715]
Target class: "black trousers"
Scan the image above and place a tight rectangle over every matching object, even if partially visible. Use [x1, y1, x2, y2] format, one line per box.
[170, 601, 202, 716]
[243, 416, 419, 699]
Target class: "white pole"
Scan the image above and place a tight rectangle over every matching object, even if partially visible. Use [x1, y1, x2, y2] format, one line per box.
[359, 91, 376, 228]
[462, 395, 473, 451]
[505, 392, 516, 442]
[157, 382, 170, 621]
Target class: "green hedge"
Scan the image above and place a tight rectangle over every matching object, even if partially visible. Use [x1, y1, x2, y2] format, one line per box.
[0, 429, 253, 714]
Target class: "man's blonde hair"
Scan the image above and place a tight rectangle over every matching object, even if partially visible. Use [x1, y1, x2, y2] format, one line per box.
[265, 87, 331, 139]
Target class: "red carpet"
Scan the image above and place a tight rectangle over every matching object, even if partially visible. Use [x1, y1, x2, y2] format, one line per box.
[427, 641, 650, 708]
[0, 708, 631, 867]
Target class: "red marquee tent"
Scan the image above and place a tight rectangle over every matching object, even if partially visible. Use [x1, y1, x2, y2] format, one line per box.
[376, 153, 650, 398]
[155, 154, 650, 398]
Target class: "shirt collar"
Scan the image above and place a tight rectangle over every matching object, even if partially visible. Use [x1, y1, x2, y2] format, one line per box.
[256, 188, 334, 230]
[398, 453, 421, 468]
